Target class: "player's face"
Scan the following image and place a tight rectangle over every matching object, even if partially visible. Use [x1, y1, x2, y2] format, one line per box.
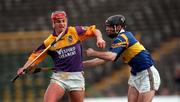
[54, 18, 67, 32]
[105, 26, 117, 38]
[106, 26, 114, 33]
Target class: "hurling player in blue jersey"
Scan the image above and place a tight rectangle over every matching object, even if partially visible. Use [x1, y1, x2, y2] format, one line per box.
[83, 15, 160, 102]
[17, 11, 105, 102]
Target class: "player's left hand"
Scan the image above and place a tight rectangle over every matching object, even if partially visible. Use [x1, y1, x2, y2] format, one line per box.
[96, 37, 106, 49]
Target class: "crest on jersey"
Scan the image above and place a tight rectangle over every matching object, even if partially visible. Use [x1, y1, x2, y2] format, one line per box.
[68, 35, 73, 43]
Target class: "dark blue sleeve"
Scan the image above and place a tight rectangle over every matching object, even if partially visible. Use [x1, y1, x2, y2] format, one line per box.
[108, 36, 127, 54]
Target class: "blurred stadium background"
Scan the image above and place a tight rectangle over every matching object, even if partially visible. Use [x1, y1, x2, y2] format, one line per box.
[0, 0, 180, 102]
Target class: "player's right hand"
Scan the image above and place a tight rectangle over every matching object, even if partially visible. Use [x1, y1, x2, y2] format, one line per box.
[17, 67, 26, 76]
[96, 37, 106, 49]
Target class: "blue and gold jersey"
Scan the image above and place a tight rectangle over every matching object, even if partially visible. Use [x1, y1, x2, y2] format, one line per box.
[28, 25, 96, 72]
[109, 31, 154, 75]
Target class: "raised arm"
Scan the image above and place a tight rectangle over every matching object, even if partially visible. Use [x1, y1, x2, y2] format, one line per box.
[76, 25, 106, 49]
[93, 29, 106, 49]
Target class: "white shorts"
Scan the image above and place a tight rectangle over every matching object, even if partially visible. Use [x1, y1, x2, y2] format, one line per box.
[50, 71, 85, 92]
[128, 66, 161, 93]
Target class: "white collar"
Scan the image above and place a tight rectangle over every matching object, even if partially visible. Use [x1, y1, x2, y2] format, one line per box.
[120, 29, 125, 33]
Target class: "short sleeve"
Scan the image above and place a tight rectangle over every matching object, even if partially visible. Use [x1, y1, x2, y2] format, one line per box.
[75, 25, 96, 41]
[109, 35, 128, 54]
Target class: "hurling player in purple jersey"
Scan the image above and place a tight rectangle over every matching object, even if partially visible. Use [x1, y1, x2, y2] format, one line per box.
[17, 11, 105, 102]
[83, 15, 160, 102]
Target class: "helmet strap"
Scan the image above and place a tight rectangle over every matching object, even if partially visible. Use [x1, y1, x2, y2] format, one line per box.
[114, 25, 119, 34]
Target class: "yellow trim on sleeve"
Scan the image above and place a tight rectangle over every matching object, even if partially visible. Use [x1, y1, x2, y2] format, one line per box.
[28, 51, 47, 65]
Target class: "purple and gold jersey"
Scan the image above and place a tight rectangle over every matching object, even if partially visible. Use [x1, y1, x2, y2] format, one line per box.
[109, 31, 154, 75]
[28, 25, 96, 72]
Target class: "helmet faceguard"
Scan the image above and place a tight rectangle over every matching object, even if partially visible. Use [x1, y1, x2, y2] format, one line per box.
[105, 15, 126, 38]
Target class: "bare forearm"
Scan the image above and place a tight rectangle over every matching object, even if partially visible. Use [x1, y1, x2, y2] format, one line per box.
[91, 50, 116, 61]
[94, 29, 103, 40]
[21, 60, 37, 73]
[93, 29, 106, 48]
[83, 58, 106, 68]
[23, 60, 36, 68]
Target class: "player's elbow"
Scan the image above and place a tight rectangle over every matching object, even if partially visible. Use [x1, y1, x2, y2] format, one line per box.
[105, 55, 116, 61]
[108, 56, 116, 61]
[106, 52, 117, 61]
